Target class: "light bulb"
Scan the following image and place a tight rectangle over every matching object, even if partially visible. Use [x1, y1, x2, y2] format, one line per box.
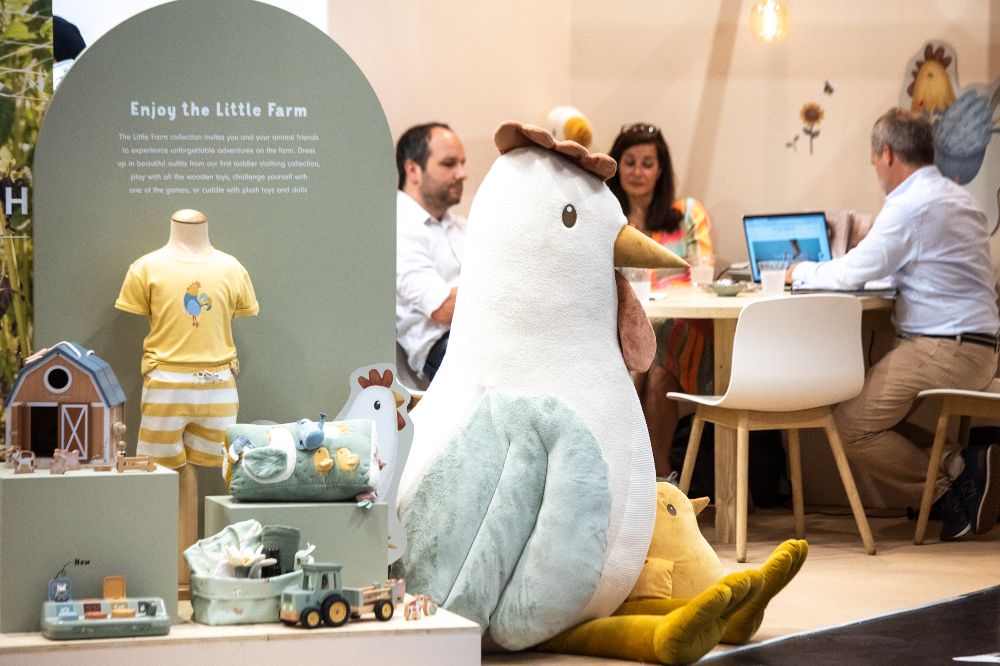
[751, 0, 788, 42]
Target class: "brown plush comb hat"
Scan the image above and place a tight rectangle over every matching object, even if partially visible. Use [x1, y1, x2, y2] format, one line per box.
[494, 121, 616, 182]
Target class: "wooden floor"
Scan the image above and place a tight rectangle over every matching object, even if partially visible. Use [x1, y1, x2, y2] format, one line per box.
[485, 504, 1000, 664]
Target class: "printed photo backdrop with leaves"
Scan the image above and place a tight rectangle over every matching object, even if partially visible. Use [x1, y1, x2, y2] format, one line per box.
[0, 1, 51, 444]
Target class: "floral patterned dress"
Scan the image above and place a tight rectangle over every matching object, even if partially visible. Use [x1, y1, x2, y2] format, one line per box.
[645, 197, 714, 394]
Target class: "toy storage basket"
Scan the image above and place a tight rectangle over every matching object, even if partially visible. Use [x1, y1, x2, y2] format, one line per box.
[190, 570, 303, 625]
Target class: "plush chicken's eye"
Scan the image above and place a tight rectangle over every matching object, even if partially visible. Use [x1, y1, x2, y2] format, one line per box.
[374, 400, 381, 410]
[562, 204, 577, 228]
[667, 504, 677, 516]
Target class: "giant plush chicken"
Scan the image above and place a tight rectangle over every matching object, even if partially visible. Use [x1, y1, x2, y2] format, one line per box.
[397, 123, 690, 649]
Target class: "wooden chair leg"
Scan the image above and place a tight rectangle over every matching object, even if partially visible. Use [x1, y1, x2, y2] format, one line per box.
[679, 411, 705, 495]
[824, 415, 876, 555]
[736, 417, 750, 563]
[915, 405, 951, 545]
[787, 428, 805, 538]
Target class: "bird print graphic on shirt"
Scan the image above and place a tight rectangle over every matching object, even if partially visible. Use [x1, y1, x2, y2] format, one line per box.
[183, 281, 212, 327]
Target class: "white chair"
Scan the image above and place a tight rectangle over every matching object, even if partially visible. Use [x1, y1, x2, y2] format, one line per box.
[913, 378, 1000, 545]
[670, 295, 876, 562]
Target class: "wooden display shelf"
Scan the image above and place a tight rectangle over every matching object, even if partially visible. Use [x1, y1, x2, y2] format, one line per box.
[0, 599, 481, 665]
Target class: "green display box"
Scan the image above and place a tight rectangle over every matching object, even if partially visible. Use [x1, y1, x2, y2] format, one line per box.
[204, 496, 388, 588]
[0, 466, 178, 633]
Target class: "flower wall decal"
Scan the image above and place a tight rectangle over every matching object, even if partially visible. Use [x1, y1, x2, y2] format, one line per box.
[800, 102, 824, 155]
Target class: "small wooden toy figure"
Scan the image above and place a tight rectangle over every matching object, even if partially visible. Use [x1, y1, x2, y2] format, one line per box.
[116, 453, 156, 473]
[115, 209, 259, 584]
[404, 597, 421, 621]
[50, 451, 67, 475]
[404, 594, 436, 620]
[49, 449, 80, 475]
[92, 423, 125, 471]
[421, 593, 437, 616]
[3, 445, 20, 468]
[13, 450, 35, 474]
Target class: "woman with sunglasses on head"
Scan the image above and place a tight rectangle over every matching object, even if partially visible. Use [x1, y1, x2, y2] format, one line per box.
[608, 122, 714, 478]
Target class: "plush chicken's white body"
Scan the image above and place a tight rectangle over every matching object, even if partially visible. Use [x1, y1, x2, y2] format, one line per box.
[399, 144, 667, 639]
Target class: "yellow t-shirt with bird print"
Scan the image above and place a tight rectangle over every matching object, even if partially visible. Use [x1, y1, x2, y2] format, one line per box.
[116, 247, 259, 375]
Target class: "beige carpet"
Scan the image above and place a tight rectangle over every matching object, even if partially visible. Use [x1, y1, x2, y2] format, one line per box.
[484, 505, 1000, 664]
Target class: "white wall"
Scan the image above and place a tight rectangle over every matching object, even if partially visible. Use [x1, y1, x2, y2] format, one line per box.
[331, 0, 999, 267]
[572, 0, 998, 265]
[329, 1, 572, 211]
[55, 0, 328, 50]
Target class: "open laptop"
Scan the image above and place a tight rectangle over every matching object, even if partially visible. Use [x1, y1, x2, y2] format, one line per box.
[742, 211, 896, 296]
[743, 211, 832, 282]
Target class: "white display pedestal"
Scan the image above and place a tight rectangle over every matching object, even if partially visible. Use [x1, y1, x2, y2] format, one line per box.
[0, 600, 481, 664]
[204, 496, 388, 587]
[0, 466, 178, 633]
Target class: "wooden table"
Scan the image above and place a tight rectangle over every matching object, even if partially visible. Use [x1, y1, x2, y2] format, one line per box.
[643, 286, 894, 543]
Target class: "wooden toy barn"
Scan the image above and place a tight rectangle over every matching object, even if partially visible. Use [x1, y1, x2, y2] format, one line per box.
[3, 342, 125, 463]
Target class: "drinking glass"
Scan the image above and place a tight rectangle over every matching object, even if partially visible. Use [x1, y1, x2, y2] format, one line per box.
[621, 267, 651, 301]
[690, 254, 716, 289]
[758, 260, 788, 297]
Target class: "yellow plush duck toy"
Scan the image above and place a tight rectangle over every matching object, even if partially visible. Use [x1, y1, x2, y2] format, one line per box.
[541, 482, 808, 665]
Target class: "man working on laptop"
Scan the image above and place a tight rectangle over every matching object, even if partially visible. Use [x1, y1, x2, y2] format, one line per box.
[787, 107, 999, 542]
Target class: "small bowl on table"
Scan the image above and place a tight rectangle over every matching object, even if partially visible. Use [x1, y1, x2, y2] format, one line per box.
[704, 279, 748, 297]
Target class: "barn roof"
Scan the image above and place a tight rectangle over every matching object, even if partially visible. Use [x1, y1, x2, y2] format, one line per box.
[3, 341, 126, 408]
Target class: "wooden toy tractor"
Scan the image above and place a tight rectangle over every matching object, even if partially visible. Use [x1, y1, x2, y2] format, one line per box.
[279, 562, 397, 628]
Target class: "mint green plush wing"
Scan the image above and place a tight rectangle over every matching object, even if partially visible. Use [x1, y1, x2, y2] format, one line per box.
[399, 390, 611, 649]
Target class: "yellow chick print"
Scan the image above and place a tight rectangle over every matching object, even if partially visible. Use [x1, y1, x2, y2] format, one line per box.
[334, 447, 360, 473]
[312, 447, 334, 475]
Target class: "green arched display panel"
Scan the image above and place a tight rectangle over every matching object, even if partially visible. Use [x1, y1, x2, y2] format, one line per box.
[34, 0, 395, 438]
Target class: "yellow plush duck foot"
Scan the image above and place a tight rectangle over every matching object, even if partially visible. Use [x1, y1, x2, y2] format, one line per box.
[721, 538, 808, 644]
[540, 570, 762, 666]
[313, 447, 334, 474]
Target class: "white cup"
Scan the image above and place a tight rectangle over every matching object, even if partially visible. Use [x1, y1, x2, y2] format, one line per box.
[622, 267, 651, 301]
[690, 254, 715, 289]
[758, 260, 787, 297]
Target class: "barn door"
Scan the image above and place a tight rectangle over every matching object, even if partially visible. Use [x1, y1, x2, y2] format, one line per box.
[60, 405, 89, 459]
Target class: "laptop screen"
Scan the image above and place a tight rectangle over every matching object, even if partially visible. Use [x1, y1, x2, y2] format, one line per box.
[743, 212, 832, 282]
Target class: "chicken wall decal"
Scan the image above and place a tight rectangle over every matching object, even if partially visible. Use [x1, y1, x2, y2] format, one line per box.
[901, 41, 1000, 190]
[907, 44, 955, 116]
[183, 280, 212, 327]
[397, 122, 699, 651]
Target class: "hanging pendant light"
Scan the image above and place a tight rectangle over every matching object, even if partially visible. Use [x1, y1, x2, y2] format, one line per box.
[750, 0, 788, 42]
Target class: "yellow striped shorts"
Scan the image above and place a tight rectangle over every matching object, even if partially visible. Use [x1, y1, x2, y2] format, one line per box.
[137, 364, 238, 468]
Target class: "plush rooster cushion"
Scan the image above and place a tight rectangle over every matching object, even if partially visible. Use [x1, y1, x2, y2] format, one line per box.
[226, 419, 377, 502]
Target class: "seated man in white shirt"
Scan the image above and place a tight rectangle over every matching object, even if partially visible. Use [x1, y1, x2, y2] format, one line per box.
[395, 122, 468, 380]
[788, 107, 1000, 542]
